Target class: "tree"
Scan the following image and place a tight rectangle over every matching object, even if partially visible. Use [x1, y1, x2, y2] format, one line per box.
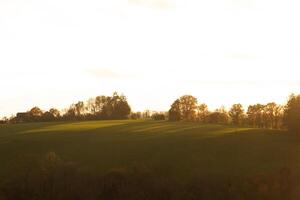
[229, 104, 244, 125]
[263, 102, 278, 129]
[247, 104, 265, 128]
[64, 102, 84, 120]
[100, 96, 113, 119]
[86, 98, 96, 115]
[42, 111, 55, 121]
[29, 107, 43, 116]
[74, 101, 85, 117]
[197, 104, 209, 123]
[247, 105, 257, 127]
[130, 112, 142, 120]
[0, 117, 8, 124]
[49, 108, 61, 119]
[95, 96, 108, 114]
[206, 111, 229, 124]
[110, 93, 131, 119]
[273, 104, 284, 129]
[42, 108, 61, 122]
[64, 105, 76, 120]
[215, 106, 230, 124]
[151, 113, 166, 120]
[168, 99, 181, 121]
[29, 107, 44, 121]
[179, 95, 198, 121]
[247, 103, 283, 129]
[168, 95, 198, 121]
[7, 92, 132, 123]
[284, 94, 300, 133]
[215, 106, 228, 115]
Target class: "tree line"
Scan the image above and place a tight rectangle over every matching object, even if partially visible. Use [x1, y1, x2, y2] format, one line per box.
[0, 92, 166, 124]
[168, 94, 300, 132]
[1, 92, 300, 133]
[4, 92, 131, 123]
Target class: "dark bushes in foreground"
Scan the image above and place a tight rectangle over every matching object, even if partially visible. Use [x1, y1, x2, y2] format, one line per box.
[0, 153, 176, 200]
[0, 152, 297, 200]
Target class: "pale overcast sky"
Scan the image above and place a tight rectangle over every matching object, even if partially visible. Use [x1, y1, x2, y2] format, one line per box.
[1, 0, 300, 117]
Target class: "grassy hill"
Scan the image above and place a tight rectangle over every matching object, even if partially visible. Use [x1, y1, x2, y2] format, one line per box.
[0, 120, 299, 181]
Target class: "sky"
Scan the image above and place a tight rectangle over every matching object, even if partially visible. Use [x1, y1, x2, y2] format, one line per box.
[1, 0, 300, 117]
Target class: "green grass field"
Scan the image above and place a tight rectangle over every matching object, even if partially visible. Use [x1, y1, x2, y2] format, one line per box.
[0, 120, 299, 182]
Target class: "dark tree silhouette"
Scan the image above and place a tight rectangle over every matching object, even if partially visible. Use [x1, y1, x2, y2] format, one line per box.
[49, 108, 61, 119]
[95, 95, 108, 116]
[110, 93, 131, 119]
[41, 108, 61, 121]
[168, 99, 182, 121]
[29, 107, 44, 122]
[63, 102, 84, 120]
[284, 94, 300, 133]
[61, 92, 131, 120]
[64, 105, 76, 120]
[42, 111, 55, 121]
[75, 101, 85, 118]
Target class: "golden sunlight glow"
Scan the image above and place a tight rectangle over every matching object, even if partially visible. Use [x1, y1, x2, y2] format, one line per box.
[0, 0, 300, 117]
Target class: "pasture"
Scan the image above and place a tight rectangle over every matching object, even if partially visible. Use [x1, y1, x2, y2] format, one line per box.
[0, 120, 299, 182]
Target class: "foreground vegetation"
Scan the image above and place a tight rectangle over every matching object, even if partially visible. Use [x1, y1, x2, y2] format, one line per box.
[1, 120, 300, 199]
[0, 152, 296, 200]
